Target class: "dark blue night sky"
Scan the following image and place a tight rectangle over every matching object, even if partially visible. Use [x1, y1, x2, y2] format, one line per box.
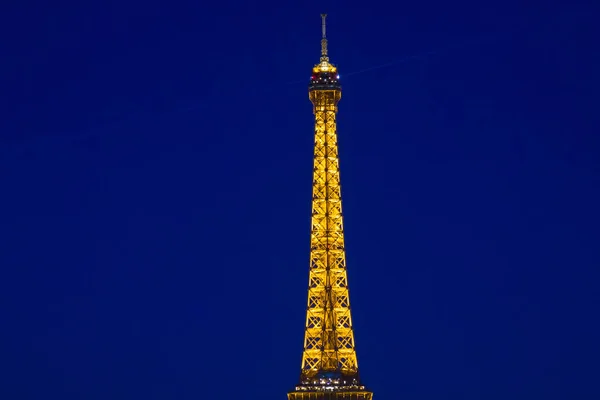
[1, 1, 599, 399]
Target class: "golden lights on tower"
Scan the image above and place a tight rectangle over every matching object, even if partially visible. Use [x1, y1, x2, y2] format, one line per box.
[287, 14, 373, 400]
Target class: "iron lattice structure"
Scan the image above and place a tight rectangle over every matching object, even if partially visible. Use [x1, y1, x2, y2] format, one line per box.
[288, 15, 373, 400]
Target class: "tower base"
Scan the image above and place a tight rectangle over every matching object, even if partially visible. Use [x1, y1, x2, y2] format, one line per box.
[288, 391, 373, 400]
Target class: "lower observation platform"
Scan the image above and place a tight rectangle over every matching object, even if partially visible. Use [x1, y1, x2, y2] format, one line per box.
[288, 391, 373, 400]
[288, 372, 373, 400]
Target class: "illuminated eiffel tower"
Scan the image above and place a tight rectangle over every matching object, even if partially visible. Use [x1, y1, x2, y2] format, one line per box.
[287, 14, 373, 400]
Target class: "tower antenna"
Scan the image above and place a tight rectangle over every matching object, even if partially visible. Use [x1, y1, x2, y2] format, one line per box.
[320, 13, 328, 61]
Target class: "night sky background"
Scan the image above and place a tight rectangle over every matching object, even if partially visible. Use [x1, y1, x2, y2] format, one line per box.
[1, 1, 599, 399]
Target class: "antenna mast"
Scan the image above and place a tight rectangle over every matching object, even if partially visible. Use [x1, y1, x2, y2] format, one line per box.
[320, 13, 329, 62]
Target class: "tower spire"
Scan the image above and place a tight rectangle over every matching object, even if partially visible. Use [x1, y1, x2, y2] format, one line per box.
[320, 13, 328, 62]
[288, 14, 373, 400]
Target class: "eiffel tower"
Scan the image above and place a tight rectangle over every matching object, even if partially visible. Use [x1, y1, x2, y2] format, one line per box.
[287, 14, 373, 400]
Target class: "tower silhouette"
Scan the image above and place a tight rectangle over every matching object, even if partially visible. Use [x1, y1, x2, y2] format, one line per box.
[287, 15, 373, 400]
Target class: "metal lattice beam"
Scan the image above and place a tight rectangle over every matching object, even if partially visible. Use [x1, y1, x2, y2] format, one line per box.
[301, 90, 360, 378]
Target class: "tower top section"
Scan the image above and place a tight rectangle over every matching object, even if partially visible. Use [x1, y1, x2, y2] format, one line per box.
[309, 13, 340, 92]
[313, 13, 336, 74]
